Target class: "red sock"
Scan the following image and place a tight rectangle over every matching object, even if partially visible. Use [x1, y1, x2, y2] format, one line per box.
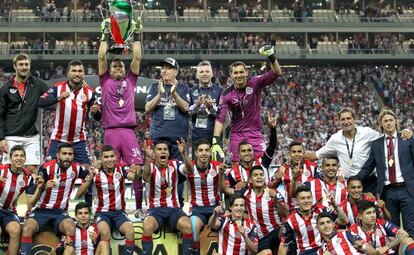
[141, 234, 152, 241]
[182, 233, 193, 240]
[192, 241, 200, 249]
[126, 239, 135, 246]
[21, 236, 32, 243]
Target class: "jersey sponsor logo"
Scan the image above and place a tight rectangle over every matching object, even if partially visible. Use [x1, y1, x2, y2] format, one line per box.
[9, 88, 17, 94]
[246, 87, 253, 95]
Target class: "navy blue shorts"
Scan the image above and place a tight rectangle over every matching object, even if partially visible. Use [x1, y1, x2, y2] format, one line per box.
[146, 207, 186, 232]
[258, 228, 280, 253]
[0, 210, 20, 229]
[47, 140, 91, 164]
[192, 206, 214, 225]
[29, 208, 72, 234]
[95, 210, 131, 231]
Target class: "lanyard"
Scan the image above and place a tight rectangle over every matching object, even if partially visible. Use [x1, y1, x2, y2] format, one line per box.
[236, 89, 246, 118]
[344, 132, 356, 160]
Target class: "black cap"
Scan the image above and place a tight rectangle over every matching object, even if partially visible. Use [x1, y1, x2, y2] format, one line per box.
[159, 58, 179, 70]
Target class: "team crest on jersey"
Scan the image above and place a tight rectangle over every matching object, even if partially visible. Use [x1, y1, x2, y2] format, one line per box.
[304, 170, 310, 177]
[71, 172, 76, 178]
[115, 172, 121, 179]
[245, 87, 253, 95]
[376, 229, 382, 236]
[338, 183, 344, 189]
[9, 88, 17, 94]
[79, 94, 87, 101]
[209, 169, 217, 177]
[336, 238, 342, 244]
[19, 180, 26, 187]
[193, 90, 199, 97]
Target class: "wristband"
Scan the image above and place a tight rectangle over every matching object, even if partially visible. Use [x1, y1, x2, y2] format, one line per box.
[212, 136, 220, 145]
[267, 54, 277, 63]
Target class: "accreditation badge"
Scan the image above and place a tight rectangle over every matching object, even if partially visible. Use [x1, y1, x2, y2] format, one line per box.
[163, 103, 175, 120]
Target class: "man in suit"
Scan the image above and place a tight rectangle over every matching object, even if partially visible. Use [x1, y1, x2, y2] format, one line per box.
[357, 108, 414, 237]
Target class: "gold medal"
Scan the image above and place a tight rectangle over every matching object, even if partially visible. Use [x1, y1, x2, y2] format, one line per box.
[119, 99, 125, 107]
[348, 159, 354, 166]
[165, 187, 171, 195]
[388, 158, 394, 167]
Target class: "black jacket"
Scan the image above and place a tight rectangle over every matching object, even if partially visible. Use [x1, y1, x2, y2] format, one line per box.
[0, 76, 49, 139]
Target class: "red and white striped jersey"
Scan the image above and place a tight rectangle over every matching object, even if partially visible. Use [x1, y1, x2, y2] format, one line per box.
[317, 231, 364, 255]
[339, 194, 377, 226]
[227, 158, 270, 186]
[179, 160, 221, 207]
[0, 165, 32, 212]
[43, 81, 96, 143]
[33, 160, 88, 210]
[281, 206, 327, 253]
[244, 188, 282, 239]
[93, 164, 128, 213]
[146, 160, 181, 209]
[305, 178, 347, 207]
[58, 224, 99, 255]
[349, 220, 399, 254]
[218, 216, 258, 255]
[277, 160, 321, 209]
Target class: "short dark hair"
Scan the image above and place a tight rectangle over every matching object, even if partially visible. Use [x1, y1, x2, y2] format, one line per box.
[10, 145, 25, 157]
[357, 200, 376, 214]
[249, 165, 264, 179]
[13, 53, 30, 65]
[111, 58, 124, 65]
[289, 141, 303, 151]
[347, 175, 362, 186]
[195, 138, 211, 149]
[238, 140, 251, 151]
[317, 211, 334, 224]
[338, 107, 356, 120]
[154, 139, 171, 153]
[229, 61, 246, 73]
[229, 193, 245, 207]
[67, 59, 84, 72]
[322, 154, 339, 166]
[101, 145, 115, 154]
[295, 185, 311, 198]
[57, 142, 73, 153]
[75, 201, 91, 214]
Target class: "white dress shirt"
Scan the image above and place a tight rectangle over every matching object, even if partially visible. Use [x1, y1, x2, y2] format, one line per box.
[316, 126, 381, 178]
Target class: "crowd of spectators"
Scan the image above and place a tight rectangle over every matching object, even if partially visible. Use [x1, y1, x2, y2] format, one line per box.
[26, 64, 414, 165]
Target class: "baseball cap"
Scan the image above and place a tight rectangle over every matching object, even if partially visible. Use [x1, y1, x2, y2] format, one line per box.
[159, 58, 179, 70]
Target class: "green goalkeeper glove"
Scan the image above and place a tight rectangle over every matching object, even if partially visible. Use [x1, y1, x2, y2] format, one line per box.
[211, 136, 224, 161]
[259, 45, 277, 63]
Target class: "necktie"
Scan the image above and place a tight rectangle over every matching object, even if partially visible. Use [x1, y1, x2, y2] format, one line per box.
[387, 136, 396, 183]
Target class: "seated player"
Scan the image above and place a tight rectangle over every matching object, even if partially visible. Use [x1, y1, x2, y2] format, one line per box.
[208, 193, 272, 255]
[0, 145, 41, 255]
[177, 138, 221, 254]
[141, 140, 193, 255]
[76, 145, 139, 255]
[350, 200, 414, 255]
[56, 202, 109, 255]
[21, 143, 89, 255]
[316, 211, 378, 255]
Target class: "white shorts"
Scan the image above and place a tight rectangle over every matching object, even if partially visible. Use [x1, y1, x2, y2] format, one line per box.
[2, 134, 41, 165]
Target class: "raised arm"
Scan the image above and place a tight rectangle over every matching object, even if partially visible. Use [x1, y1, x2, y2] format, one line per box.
[130, 18, 143, 75]
[177, 138, 193, 175]
[98, 18, 110, 76]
